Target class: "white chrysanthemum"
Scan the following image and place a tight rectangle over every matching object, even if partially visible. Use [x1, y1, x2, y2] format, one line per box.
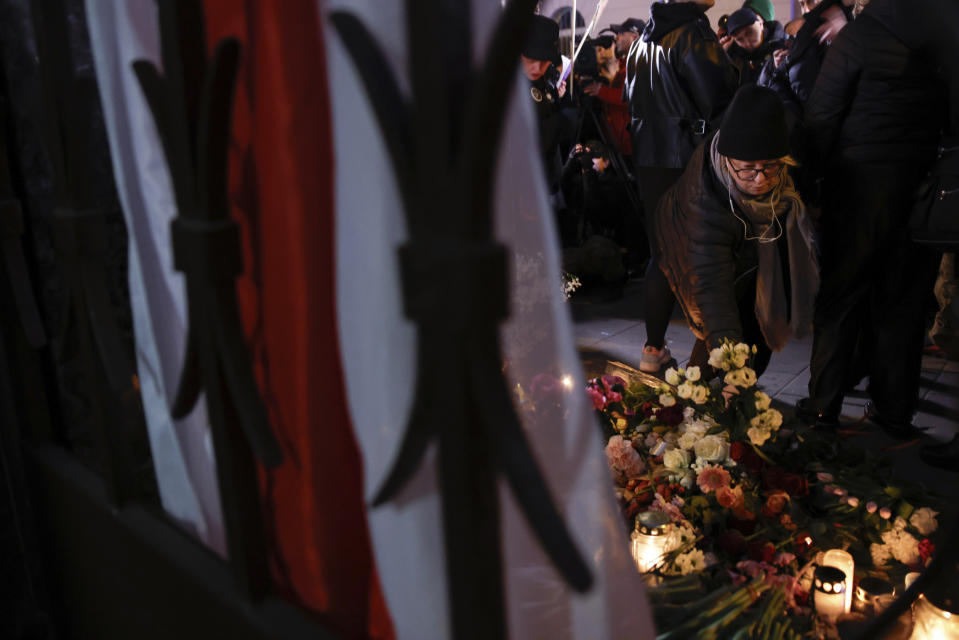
[660, 394, 677, 407]
[665, 367, 681, 386]
[685, 366, 702, 382]
[675, 549, 707, 575]
[677, 382, 694, 399]
[754, 391, 772, 411]
[747, 426, 771, 446]
[910, 507, 939, 536]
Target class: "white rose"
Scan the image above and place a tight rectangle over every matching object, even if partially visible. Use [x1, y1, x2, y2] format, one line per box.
[683, 406, 696, 420]
[691, 385, 709, 405]
[665, 367, 681, 386]
[685, 366, 701, 382]
[677, 382, 694, 399]
[870, 543, 892, 567]
[660, 394, 677, 407]
[694, 435, 729, 463]
[677, 432, 700, 451]
[894, 516, 908, 531]
[663, 448, 691, 470]
[909, 507, 939, 536]
[747, 426, 771, 447]
[754, 391, 772, 411]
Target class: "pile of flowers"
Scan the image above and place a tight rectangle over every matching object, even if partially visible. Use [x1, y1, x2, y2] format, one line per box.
[586, 340, 947, 638]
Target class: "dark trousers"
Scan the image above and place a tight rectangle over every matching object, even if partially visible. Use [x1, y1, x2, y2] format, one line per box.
[637, 166, 684, 348]
[808, 162, 941, 421]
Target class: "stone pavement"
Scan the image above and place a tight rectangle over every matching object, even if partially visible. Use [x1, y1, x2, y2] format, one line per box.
[571, 278, 959, 495]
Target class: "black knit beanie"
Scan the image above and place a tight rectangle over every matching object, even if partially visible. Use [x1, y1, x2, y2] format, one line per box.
[717, 84, 789, 161]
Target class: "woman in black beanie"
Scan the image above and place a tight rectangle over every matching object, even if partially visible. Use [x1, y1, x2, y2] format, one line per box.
[652, 84, 819, 377]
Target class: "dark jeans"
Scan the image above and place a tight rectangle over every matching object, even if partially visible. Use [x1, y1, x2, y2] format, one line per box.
[637, 166, 684, 349]
[808, 162, 941, 421]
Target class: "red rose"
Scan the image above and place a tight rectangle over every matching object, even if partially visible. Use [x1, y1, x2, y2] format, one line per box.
[919, 538, 935, 564]
[748, 541, 776, 564]
[783, 474, 809, 498]
[728, 516, 757, 536]
[659, 404, 685, 426]
[733, 443, 765, 474]
[719, 529, 747, 555]
[730, 442, 748, 462]
[763, 491, 790, 518]
[641, 402, 657, 418]
[794, 531, 814, 553]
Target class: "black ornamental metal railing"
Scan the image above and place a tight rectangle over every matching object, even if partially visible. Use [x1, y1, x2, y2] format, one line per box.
[132, 0, 284, 600]
[329, 1, 593, 638]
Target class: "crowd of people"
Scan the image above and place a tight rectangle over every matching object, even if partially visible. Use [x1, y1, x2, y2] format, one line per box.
[521, 0, 958, 470]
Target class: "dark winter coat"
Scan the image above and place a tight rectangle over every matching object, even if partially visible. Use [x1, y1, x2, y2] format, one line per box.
[758, 2, 840, 117]
[805, 4, 946, 169]
[727, 20, 788, 86]
[531, 65, 572, 192]
[624, 1, 738, 169]
[652, 133, 760, 348]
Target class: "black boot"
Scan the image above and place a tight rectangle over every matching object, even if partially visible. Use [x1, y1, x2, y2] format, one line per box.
[795, 398, 840, 430]
[919, 434, 959, 473]
[865, 402, 924, 439]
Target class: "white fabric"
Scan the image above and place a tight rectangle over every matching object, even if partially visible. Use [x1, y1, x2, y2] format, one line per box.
[85, 0, 226, 556]
[328, 2, 654, 638]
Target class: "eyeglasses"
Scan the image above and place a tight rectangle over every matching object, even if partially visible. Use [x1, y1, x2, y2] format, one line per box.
[728, 161, 784, 181]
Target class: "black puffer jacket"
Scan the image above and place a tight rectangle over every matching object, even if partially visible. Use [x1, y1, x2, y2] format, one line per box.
[728, 20, 788, 86]
[805, 3, 946, 168]
[624, 2, 738, 169]
[653, 133, 759, 348]
[759, 2, 842, 117]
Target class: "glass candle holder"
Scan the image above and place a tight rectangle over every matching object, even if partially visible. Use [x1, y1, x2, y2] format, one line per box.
[814, 565, 847, 622]
[630, 510, 671, 573]
[854, 577, 895, 616]
[822, 549, 855, 613]
[909, 594, 959, 639]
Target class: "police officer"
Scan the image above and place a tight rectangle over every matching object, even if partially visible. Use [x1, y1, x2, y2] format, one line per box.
[522, 15, 570, 196]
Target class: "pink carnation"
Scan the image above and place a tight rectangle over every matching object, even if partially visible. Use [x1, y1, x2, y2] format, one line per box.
[605, 435, 645, 478]
[697, 465, 732, 493]
[587, 386, 607, 410]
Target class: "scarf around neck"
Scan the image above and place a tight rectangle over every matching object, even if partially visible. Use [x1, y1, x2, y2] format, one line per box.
[709, 133, 819, 351]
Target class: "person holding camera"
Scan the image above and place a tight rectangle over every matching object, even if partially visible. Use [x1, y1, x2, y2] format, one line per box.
[624, 0, 738, 373]
[561, 141, 629, 246]
[724, 7, 789, 86]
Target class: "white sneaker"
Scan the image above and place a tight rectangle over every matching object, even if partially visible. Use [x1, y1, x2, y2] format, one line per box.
[639, 345, 671, 373]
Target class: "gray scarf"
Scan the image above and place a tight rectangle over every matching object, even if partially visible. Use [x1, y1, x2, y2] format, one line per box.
[709, 133, 819, 351]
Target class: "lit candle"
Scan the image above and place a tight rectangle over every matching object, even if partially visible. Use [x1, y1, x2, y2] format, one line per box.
[630, 511, 671, 573]
[822, 549, 855, 612]
[909, 594, 959, 639]
[814, 566, 847, 622]
[854, 577, 895, 616]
